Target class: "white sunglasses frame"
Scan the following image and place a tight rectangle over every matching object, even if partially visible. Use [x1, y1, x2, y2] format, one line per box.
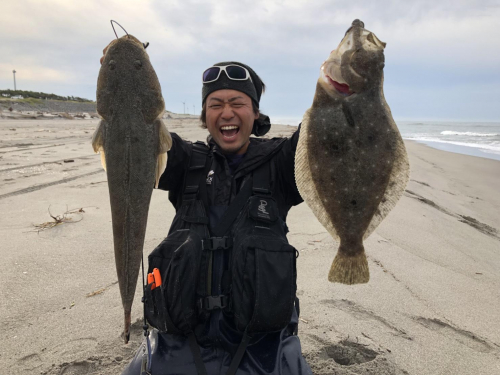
[202, 65, 253, 83]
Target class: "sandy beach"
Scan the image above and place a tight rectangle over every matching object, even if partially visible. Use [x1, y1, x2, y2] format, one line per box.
[0, 115, 499, 375]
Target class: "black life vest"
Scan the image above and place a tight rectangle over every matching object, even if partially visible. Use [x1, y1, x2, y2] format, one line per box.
[143, 141, 298, 375]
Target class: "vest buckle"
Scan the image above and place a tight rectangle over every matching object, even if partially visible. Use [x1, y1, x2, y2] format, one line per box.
[202, 236, 233, 250]
[198, 295, 228, 310]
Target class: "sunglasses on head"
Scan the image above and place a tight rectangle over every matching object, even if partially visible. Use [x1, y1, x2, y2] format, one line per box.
[202, 65, 252, 83]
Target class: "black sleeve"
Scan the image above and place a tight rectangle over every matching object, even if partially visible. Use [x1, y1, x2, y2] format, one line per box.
[157, 133, 191, 205]
[276, 125, 303, 207]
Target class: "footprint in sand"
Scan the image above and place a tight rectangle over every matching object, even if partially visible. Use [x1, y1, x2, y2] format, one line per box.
[17, 353, 43, 372]
[414, 317, 498, 354]
[303, 333, 409, 375]
[321, 299, 412, 340]
[308, 334, 378, 365]
[47, 337, 99, 358]
[59, 360, 97, 375]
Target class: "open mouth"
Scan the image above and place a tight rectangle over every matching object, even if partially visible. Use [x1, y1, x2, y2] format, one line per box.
[220, 125, 240, 139]
[326, 75, 353, 96]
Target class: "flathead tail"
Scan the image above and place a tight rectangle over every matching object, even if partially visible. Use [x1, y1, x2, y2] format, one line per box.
[122, 312, 131, 344]
[328, 245, 369, 284]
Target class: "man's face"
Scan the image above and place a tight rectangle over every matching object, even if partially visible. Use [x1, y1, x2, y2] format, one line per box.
[205, 89, 258, 155]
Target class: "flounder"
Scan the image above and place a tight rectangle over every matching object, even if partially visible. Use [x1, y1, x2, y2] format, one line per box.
[295, 20, 409, 284]
[92, 34, 172, 342]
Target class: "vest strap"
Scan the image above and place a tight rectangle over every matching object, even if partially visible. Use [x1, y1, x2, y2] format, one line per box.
[182, 142, 209, 203]
[226, 329, 251, 375]
[187, 332, 208, 375]
[252, 162, 272, 196]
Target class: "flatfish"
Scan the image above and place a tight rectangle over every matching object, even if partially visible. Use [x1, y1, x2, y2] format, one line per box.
[92, 34, 172, 342]
[295, 20, 409, 284]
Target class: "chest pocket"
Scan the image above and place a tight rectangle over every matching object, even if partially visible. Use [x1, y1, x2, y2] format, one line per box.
[228, 165, 298, 334]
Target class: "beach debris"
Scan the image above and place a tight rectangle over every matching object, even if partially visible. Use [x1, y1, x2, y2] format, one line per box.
[63, 159, 74, 163]
[86, 281, 119, 297]
[92, 32, 172, 343]
[295, 19, 409, 284]
[29, 206, 86, 232]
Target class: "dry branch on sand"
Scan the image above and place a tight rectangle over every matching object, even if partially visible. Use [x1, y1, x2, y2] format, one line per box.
[29, 206, 88, 233]
[86, 281, 119, 298]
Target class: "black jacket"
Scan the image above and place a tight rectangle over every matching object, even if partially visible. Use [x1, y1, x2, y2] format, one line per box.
[122, 129, 312, 375]
[159, 131, 303, 215]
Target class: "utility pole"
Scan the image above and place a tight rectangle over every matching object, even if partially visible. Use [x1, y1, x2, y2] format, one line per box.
[182, 101, 185, 114]
[13, 70, 16, 91]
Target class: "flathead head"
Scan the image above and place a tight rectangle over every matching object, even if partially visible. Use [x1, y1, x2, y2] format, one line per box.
[96, 34, 164, 122]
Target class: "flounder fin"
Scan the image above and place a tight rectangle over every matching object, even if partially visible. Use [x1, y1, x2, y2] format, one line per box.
[363, 122, 410, 239]
[91, 120, 107, 171]
[155, 119, 172, 188]
[295, 109, 340, 241]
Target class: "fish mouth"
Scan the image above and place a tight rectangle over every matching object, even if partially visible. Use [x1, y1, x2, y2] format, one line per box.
[220, 125, 240, 140]
[325, 74, 354, 96]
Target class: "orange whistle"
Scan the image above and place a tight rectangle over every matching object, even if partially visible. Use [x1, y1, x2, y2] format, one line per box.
[147, 272, 155, 289]
[153, 268, 162, 288]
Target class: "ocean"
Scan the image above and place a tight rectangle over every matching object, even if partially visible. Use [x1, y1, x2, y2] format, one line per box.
[398, 121, 500, 162]
[272, 117, 500, 162]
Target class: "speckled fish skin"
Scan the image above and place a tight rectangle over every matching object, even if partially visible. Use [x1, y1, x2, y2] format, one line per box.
[92, 35, 171, 342]
[295, 20, 409, 285]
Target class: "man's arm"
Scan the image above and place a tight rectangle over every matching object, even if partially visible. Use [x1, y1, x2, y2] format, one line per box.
[156, 133, 192, 208]
[276, 125, 303, 207]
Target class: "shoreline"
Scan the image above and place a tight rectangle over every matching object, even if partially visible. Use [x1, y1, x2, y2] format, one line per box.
[408, 139, 500, 162]
[3, 111, 499, 163]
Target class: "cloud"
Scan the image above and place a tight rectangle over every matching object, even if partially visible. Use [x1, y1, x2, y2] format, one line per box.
[0, 0, 498, 120]
[0, 63, 69, 83]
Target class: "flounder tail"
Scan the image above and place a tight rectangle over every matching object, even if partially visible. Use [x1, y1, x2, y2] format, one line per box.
[328, 243, 369, 284]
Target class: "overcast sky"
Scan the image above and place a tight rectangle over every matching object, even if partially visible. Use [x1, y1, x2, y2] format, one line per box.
[1, 0, 499, 122]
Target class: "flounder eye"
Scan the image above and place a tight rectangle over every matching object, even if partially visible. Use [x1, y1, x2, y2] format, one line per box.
[134, 60, 142, 69]
[108, 60, 116, 70]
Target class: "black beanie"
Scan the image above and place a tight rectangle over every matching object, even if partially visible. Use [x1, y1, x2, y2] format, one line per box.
[202, 61, 263, 108]
[202, 61, 270, 136]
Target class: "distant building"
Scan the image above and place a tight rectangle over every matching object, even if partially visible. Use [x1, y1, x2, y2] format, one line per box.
[11, 95, 24, 99]
[1, 93, 10, 97]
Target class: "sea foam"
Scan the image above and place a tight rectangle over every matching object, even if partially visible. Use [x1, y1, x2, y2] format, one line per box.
[440, 131, 498, 137]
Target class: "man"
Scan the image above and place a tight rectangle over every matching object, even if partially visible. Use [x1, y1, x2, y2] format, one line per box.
[122, 61, 312, 375]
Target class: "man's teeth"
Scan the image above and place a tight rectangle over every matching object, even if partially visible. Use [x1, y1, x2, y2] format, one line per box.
[221, 126, 238, 130]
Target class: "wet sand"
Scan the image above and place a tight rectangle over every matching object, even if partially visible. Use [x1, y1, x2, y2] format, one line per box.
[0, 116, 499, 374]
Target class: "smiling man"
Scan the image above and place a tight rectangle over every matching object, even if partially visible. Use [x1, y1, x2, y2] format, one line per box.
[122, 62, 311, 375]
[204, 89, 257, 155]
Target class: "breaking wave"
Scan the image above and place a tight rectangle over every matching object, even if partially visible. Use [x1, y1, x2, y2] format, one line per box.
[404, 137, 500, 154]
[440, 131, 498, 137]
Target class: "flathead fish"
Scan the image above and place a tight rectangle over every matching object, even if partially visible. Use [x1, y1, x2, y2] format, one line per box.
[92, 34, 172, 342]
[295, 20, 409, 285]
